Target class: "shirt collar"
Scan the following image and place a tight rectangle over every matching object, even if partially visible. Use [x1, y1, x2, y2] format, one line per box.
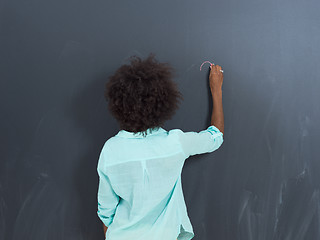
[115, 127, 167, 138]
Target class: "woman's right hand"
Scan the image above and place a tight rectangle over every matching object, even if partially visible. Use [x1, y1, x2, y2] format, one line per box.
[209, 64, 223, 92]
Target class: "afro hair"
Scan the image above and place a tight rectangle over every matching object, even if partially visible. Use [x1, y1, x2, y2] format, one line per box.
[104, 53, 183, 137]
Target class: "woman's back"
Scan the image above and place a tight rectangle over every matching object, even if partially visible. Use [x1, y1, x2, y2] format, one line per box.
[97, 125, 223, 240]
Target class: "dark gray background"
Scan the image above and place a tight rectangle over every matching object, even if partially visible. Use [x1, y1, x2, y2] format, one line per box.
[1, 0, 320, 239]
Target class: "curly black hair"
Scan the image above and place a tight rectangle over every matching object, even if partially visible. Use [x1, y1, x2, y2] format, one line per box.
[104, 53, 183, 137]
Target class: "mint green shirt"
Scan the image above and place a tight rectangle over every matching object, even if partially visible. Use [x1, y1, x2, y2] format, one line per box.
[97, 125, 224, 240]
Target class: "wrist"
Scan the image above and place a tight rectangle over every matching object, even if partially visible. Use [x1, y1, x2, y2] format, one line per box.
[211, 88, 222, 96]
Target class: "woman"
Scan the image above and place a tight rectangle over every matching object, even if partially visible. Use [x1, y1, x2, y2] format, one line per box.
[96, 54, 224, 240]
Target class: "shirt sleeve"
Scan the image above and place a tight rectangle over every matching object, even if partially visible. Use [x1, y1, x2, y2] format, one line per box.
[174, 125, 224, 158]
[96, 146, 120, 227]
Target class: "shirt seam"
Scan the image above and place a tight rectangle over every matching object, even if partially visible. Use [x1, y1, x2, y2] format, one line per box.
[105, 151, 185, 167]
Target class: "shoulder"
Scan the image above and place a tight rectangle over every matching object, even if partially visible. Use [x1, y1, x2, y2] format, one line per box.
[97, 137, 119, 168]
[101, 135, 123, 150]
[100, 137, 113, 152]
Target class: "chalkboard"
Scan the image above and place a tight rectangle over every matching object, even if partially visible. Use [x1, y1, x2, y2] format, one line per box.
[1, 0, 320, 239]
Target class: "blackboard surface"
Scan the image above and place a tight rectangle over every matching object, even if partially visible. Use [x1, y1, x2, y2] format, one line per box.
[1, 0, 320, 239]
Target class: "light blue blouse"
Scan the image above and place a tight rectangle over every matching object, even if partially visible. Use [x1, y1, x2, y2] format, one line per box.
[97, 125, 224, 240]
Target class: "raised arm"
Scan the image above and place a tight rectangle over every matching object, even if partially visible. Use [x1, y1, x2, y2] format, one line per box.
[209, 64, 224, 134]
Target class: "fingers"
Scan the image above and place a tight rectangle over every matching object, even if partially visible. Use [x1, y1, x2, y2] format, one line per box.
[210, 64, 222, 72]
